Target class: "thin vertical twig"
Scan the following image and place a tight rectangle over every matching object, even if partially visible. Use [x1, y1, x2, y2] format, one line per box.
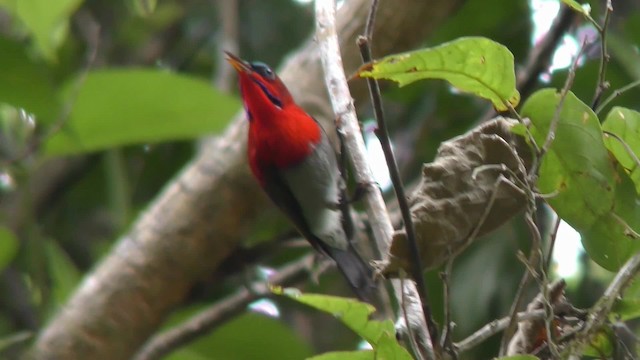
[315, 1, 435, 358]
[357, 1, 438, 350]
[590, 0, 613, 110]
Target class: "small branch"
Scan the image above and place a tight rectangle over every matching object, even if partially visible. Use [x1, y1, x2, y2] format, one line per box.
[590, 0, 613, 110]
[567, 251, 640, 357]
[528, 40, 587, 181]
[214, 0, 239, 91]
[455, 309, 547, 353]
[544, 215, 562, 273]
[602, 130, 640, 170]
[595, 79, 640, 115]
[357, 20, 437, 352]
[134, 255, 318, 360]
[315, 0, 435, 358]
[363, 0, 379, 40]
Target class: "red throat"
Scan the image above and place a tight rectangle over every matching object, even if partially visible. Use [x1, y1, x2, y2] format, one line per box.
[247, 102, 322, 184]
[229, 59, 323, 184]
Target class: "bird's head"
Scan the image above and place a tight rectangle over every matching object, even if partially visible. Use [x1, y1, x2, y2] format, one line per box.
[225, 52, 294, 121]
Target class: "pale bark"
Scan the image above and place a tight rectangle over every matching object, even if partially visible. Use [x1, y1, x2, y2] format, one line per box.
[32, 0, 464, 358]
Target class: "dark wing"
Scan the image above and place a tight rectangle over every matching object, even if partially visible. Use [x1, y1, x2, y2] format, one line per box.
[259, 165, 328, 255]
[259, 165, 376, 302]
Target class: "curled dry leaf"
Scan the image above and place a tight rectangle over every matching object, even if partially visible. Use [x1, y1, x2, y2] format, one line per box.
[506, 279, 584, 357]
[377, 117, 532, 277]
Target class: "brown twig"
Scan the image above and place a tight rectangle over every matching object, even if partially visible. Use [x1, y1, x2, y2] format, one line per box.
[315, 0, 436, 358]
[590, 0, 613, 110]
[134, 255, 320, 360]
[356, 3, 437, 351]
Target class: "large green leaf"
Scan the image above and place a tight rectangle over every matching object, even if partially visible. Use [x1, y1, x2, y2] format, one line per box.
[358, 37, 519, 111]
[43, 69, 240, 156]
[602, 107, 640, 193]
[521, 89, 638, 270]
[0, 0, 83, 60]
[0, 37, 60, 120]
[276, 289, 394, 346]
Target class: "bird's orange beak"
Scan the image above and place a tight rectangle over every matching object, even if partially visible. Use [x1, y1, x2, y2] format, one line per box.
[224, 51, 252, 74]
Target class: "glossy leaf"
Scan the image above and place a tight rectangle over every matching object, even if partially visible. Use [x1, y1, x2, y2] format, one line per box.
[521, 89, 636, 270]
[43, 69, 240, 156]
[602, 106, 640, 193]
[0, 0, 84, 60]
[358, 37, 519, 111]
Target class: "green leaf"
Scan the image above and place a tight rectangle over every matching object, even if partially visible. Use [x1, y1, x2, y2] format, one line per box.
[375, 333, 413, 360]
[43, 69, 240, 156]
[495, 356, 540, 360]
[582, 164, 640, 271]
[0, 0, 84, 60]
[0, 36, 60, 120]
[166, 312, 312, 360]
[129, 0, 157, 16]
[0, 226, 18, 272]
[560, 0, 591, 17]
[521, 89, 636, 270]
[307, 350, 374, 360]
[582, 328, 614, 358]
[602, 107, 640, 193]
[45, 239, 81, 312]
[275, 288, 395, 346]
[358, 37, 519, 111]
[612, 275, 640, 321]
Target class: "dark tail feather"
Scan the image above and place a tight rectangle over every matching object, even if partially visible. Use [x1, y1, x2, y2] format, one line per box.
[327, 246, 377, 302]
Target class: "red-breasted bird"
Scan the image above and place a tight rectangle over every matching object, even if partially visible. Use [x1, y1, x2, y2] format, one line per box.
[225, 52, 375, 301]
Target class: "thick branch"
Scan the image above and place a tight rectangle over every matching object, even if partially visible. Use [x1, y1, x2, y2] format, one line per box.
[32, 1, 463, 359]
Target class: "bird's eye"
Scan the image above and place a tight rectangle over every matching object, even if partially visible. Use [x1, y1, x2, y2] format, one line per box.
[250, 62, 276, 80]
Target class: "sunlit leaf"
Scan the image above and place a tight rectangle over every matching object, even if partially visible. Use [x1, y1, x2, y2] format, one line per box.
[358, 37, 519, 111]
[275, 288, 394, 346]
[560, 0, 591, 16]
[602, 106, 640, 193]
[375, 333, 413, 360]
[43, 69, 240, 156]
[0, 0, 84, 60]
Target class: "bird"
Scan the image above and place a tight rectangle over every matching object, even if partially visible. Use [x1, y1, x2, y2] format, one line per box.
[225, 52, 376, 301]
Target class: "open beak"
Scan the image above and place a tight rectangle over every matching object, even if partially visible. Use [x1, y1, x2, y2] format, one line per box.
[224, 51, 251, 74]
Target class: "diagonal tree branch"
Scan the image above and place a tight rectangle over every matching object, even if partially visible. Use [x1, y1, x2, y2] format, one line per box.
[31, 1, 464, 359]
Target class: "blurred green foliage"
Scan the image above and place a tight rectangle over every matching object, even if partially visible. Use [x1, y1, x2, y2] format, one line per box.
[0, 0, 639, 359]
